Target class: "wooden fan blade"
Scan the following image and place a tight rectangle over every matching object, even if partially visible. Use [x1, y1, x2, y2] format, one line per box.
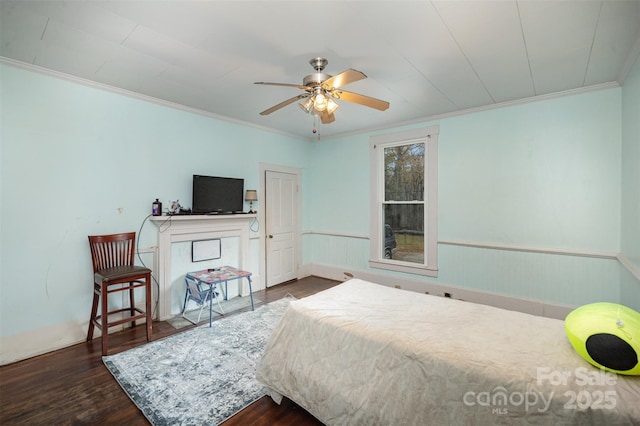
[322, 69, 366, 90]
[333, 90, 389, 111]
[319, 110, 335, 124]
[254, 82, 312, 91]
[259, 94, 309, 115]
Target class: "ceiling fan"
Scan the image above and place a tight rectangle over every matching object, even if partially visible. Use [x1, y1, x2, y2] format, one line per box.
[255, 57, 389, 124]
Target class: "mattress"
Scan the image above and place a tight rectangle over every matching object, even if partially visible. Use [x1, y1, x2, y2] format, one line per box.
[256, 279, 640, 425]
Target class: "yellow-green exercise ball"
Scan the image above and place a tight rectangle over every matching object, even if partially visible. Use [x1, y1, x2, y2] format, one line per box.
[565, 302, 640, 375]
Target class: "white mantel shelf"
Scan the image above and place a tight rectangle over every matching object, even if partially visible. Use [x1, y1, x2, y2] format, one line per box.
[150, 214, 257, 320]
[150, 213, 257, 223]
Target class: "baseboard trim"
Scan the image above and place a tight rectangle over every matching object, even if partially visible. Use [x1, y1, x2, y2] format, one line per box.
[0, 320, 89, 366]
[0, 317, 151, 366]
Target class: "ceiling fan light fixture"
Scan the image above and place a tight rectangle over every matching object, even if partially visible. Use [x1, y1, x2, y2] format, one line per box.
[326, 98, 339, 114]
[313, 92, 328, 111]
[298, 97, 313, 113]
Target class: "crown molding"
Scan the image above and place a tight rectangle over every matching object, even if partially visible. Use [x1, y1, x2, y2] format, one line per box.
[0, 56, 307, 142]
[1, 56, 622, 143]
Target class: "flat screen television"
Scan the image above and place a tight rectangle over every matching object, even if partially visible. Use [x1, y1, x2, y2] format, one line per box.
[192, 175, 244, 214]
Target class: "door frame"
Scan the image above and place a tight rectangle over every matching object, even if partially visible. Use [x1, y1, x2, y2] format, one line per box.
[258, 162, 303, 288]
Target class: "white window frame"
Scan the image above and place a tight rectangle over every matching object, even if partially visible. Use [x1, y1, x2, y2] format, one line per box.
[369, 126, 438, 277]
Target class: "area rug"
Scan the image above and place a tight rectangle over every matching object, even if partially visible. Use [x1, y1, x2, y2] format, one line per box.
[103, 297, 293, 425]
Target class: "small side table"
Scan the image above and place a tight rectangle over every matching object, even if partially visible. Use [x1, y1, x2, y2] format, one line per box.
[186, 266, 254, 326]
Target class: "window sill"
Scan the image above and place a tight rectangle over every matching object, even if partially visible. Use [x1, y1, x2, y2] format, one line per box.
[369, 260, 438, 277]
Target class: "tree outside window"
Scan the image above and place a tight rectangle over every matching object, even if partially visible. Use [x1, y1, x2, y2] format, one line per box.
[384, 143, 425, 264]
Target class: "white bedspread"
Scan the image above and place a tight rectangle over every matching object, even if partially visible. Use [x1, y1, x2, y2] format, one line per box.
[256, 279, 640, 425]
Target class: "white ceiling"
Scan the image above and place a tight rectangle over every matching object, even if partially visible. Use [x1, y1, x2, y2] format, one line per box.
[1, 1, 639, 140]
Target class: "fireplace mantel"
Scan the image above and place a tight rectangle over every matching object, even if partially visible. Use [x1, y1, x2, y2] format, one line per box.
[150, 214, 257, 320]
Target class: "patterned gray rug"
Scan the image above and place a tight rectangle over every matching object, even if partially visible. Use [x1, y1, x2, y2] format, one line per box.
[103, 297, 293, 425]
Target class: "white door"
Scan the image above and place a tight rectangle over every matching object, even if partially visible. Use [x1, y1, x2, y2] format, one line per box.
[266, 170, 297, 286]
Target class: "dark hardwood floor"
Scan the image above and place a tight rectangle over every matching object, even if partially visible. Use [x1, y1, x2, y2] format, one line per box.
[0, 276, 338, 425]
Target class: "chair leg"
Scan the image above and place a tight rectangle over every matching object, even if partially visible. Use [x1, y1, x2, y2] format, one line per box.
[87, 284, 100, 341]
[182, 286, 190, 314]
[197, 300, 207, 322]
[101, 285, 109, 356]
[129, 282, 137, 327]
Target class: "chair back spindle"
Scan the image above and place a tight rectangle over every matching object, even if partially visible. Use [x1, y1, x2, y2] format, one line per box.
[88, 232, 136, 272]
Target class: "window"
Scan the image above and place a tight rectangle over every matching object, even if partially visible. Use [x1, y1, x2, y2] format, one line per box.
[369, 126, 438, 276]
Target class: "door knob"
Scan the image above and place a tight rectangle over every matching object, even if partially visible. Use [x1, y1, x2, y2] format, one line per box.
[268, 235, 274, 239]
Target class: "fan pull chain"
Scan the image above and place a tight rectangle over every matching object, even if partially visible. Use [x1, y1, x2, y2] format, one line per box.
[312, 114, 321, 140]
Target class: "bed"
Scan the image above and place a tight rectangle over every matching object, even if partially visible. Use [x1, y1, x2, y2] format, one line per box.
[256, 279, 640, 425]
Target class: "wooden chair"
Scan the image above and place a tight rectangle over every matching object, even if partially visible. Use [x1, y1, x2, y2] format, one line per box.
[87, 232, 152, 355]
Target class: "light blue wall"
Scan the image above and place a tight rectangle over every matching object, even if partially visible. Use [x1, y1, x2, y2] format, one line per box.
[307, 85, 639, 310]
[620, 54, 640, 305]
[439, 95, 620, 251]
[0, 64, 311, 338]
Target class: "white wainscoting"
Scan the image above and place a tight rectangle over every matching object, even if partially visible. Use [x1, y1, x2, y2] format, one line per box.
[302, 230, 640, 314]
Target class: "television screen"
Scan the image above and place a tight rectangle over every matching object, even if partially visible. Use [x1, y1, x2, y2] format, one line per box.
[192, 175, 244, 214]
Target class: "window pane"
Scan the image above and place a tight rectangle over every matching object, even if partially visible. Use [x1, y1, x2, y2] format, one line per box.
[383, 204, 424, 264]
[384, 143, 425, 202]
